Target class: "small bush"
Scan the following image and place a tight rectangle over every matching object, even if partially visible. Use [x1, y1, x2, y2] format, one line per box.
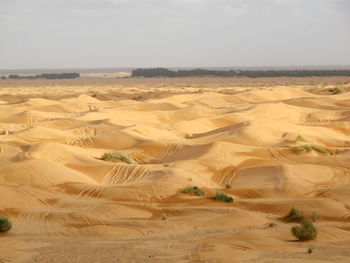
[310, 211, 320, 221]
[295, 135, 305, 142]
[308, 247, 313, 254]
[0, 216, 12, 233]
[311, 145, 330, 154]
[329, 87, 344, 94]
[132, 95, 143, 101]
[225, 184, 232, 189]
[268, 222, 277, 227]
[295, 144, 330, 154]
[214, 192, 233, 203]
[182, 186, 205, 196]
[101, 151, 133, 164]
[298, 144, 312, 152]
[285, 207, 305, 221]
[291, 220, 318, 241]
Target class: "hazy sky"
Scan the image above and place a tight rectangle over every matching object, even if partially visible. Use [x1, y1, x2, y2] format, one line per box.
[0, 0, 349, 69]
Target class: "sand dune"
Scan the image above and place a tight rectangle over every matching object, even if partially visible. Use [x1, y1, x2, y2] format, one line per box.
[0, 77, 350, 262]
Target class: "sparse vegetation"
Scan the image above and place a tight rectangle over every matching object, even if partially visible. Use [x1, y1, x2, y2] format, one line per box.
[268, 222, 277, 227]
[132, 95, 143, 101]
[329, 87, 344, 94]
[295, 135, 305, 142]
[225, 184, 232, 189]
[214, 192, 233, 203]
[310, 211, 320, 222]
[311, 145, 330, 154]
[298, 144, 312, 152]
[161, 215, 167, 220]
[182, 186, 205, 196]
[291, 220, 318, 241]
[8, 73, 80, 80]
[285, 207, 305, 221]
[295, 144, 330, 154]
[131, 68, 350, 78]
[0, 216, 12, 233]
[308, 247, 313, 254]
[101, 150, 133, 164]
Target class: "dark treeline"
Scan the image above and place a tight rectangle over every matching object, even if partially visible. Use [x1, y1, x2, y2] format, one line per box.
[132, 68, 350, 78]
[6, 72, 80, 80]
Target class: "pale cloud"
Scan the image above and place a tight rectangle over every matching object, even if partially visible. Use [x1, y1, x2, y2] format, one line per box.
[0, 0, 349, 68]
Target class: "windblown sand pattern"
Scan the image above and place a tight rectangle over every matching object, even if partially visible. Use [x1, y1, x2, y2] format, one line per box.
[0, 77, 350, 262]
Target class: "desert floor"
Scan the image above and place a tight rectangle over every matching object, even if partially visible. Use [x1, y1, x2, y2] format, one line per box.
[1, 77, 350, 262]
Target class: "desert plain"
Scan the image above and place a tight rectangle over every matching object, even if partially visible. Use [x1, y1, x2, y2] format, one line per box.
[1, 76, 350, 262]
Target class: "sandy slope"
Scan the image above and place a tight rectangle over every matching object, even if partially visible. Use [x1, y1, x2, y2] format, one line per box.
[0, 77, 350, 262]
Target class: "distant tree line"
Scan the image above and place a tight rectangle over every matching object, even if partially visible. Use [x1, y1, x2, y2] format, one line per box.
[6, 72, 80, 80]
[131, 68, 350, 78]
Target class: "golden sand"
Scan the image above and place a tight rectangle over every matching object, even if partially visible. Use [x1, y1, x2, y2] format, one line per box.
[0, 77, 350, 262]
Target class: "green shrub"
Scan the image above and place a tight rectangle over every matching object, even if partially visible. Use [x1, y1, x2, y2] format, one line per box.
[295, 135, 305, 142]
[298, 144, 312, 152]
[285, 207, 305, 221]
[182, 186, 205, 196]
[308, 247, 313, 254]
[311, 145, 330, 154]
[101, 151, 133, 164]
[310, 211, 320, 221]
[132, 95, 143, 101]
[225, 184, 232, 189]
[214, 192, 233, 203]
[329, 87, 344, 94]
[0, 216, 12, 233]
[291, 220, 318, 241]
[295, 144, 330, 154]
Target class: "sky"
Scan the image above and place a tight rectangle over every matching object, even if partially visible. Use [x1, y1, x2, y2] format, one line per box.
[0, 0, 349, 69]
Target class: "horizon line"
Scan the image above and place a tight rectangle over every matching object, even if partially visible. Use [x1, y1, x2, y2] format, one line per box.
[1, 64, 350, 73]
